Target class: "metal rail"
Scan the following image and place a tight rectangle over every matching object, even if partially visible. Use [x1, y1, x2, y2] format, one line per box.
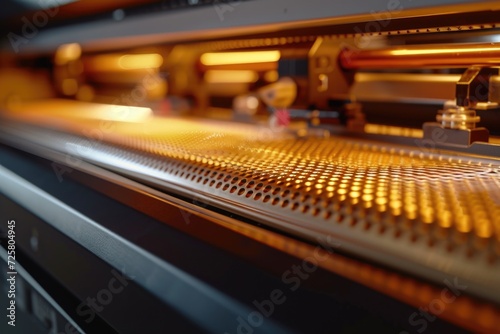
[339, 43, 500, 69]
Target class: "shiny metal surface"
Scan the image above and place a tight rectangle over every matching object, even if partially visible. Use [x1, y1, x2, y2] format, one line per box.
[3, 1, 500, 332]
[1, 103, 500, 308]
[0, 164, 287, 334]
[340, 42, 500, 69]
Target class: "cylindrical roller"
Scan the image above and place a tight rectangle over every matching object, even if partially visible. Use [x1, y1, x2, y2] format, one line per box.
[339, 43, 500, 69]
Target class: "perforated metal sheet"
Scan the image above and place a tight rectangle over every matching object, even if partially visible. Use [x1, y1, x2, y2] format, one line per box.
[2, 117, 500, 303]
[104, 120, 500, 247]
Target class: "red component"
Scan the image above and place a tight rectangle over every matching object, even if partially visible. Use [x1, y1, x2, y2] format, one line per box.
[275, 109, 290, 127]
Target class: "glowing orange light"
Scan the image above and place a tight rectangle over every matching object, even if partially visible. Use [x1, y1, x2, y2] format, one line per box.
[200, 51, 280, 66]
[55, 43, 82, 65]
[204, 70, 258, 83]
[87, 53, 163, 71]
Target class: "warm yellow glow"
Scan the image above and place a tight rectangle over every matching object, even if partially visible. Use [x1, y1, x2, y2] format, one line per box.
[309, 37, 323, 57]
[355, 73, 460, 83]
[61, 78, 78, 95]
[8, 99, 152, 123]
[205, 70, 258, 83]
[118, 54, 163, 69]
[96, 104, 153, 122]
[76, 85, 95, 102]
[87, 53, 163, 71]
[390, 47, 500, 56]
[55, 43, 82, 65]
[246, 96, 259, 109]
[200, 51, 280, 66]
[364, 124, 422, 138]
[264, 70, 279, 82]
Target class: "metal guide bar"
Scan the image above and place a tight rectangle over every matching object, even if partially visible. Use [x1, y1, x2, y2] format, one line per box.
[170, 24, 500, 52]
[0, 163, 288, 334]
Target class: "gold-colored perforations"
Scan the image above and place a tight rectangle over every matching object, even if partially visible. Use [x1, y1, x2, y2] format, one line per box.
[97, 119, 500, 260]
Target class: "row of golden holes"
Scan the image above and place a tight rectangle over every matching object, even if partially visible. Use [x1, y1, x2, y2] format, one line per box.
[201, 171, 319, 203]
[154, 157, 396, 213]
[160, 148, 497, 231]
[124, 137, 500, 251]
[205, 176, 327, 216]
[140, 162, 500, 249]
[198, 171, 499, 243]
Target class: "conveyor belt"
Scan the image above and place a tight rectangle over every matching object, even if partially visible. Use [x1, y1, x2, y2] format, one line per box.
[1, 103, 500, 306]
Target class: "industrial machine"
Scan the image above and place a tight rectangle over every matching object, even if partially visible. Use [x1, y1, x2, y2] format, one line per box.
[1, 0, 500, 333]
